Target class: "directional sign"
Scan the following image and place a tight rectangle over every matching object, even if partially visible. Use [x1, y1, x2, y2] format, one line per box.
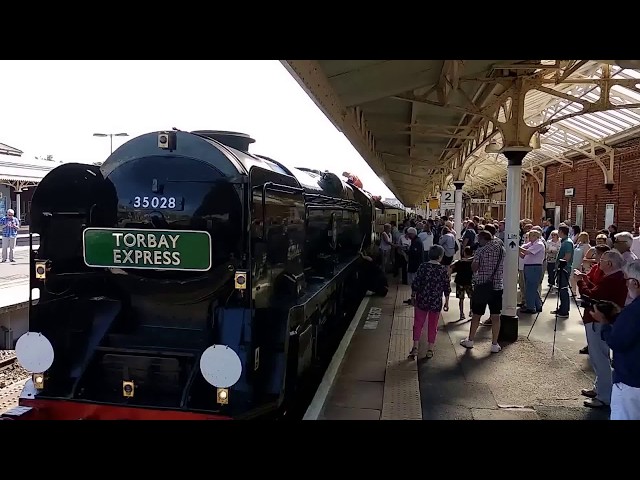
[508, 240, 518, 250]
[440, 190, 455, 209]
[507, 233, 519, 240]
[83, 228, 212, 271]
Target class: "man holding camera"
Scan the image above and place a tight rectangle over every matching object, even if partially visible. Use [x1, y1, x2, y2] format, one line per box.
[552, 225, 574, 318]
[576, 250, 628, 409]
[592, 259, 640, 419]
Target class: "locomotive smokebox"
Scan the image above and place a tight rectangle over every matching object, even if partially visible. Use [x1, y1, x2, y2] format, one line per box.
[192, 130, 256, 153]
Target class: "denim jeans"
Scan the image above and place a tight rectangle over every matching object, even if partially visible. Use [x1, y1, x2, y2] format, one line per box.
[524, 265, 543, 311]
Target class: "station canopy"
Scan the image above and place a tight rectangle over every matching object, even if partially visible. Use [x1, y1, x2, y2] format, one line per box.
[282, 60, 640, 207]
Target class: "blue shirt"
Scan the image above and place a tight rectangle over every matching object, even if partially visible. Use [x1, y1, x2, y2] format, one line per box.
[601, 296, 640, 388]
[0, 215, 19, 238]
[556, 237, 574, 274]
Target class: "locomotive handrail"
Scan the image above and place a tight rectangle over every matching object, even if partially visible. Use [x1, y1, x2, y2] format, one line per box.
[251, 181, 304, 239]
[306, 205, 360, 212]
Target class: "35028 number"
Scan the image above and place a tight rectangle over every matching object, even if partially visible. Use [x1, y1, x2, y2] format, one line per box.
[132, 196, 177, 209]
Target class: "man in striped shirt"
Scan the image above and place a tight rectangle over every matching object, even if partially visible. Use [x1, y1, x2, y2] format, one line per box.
[1, 209, 20, 263]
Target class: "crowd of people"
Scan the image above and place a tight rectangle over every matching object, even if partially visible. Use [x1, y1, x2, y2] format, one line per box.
[374, 213, 640, 420]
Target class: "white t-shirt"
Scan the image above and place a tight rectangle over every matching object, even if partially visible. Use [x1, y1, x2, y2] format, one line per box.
[380, 231, 392, 251]
[418, 231, 433, 252]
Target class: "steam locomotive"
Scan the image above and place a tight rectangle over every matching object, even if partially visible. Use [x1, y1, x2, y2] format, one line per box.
[4, 129, 377, 420]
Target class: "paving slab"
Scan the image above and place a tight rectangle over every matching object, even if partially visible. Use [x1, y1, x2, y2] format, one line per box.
[416, 274, 608, 420]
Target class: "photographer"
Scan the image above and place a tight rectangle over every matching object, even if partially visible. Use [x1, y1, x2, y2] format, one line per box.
[552, 225, 574, 318]
[592, 259, 640, 420]
[576, 250, 628, 409]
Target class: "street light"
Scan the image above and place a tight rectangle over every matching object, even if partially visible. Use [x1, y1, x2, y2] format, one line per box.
[93, 132, 129, 154]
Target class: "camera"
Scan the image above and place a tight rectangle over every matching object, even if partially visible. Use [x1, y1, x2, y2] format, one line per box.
[580, 295, 617, 318]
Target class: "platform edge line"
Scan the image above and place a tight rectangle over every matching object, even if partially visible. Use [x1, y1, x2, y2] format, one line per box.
[302, 295, 370, 420]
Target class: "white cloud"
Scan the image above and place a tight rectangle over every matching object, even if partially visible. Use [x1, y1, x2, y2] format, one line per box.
[0, 60, 395, 199]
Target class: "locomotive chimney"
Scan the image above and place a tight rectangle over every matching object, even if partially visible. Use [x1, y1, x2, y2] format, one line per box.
[191, 130, 256, 152]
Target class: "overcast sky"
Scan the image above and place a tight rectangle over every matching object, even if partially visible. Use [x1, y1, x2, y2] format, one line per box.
[0, 60, 395, 200]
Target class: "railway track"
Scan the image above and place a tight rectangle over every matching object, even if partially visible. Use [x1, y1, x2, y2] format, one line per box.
[0, 351, 16, 370]
[0, 351, 30, 414]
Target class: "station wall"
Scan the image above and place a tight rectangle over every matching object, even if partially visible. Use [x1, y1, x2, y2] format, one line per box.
[543, 137, 640, 236]
[474, 136, 640, 234]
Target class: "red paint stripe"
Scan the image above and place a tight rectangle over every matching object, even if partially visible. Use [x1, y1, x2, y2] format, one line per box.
[16, 398, 232, 420]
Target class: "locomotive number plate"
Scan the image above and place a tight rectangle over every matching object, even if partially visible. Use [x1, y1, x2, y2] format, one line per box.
[130, 196, 184, 210]
[83, 228, 211, 271]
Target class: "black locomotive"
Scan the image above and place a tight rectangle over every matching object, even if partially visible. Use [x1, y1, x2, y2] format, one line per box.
[13, 129, 376, 420]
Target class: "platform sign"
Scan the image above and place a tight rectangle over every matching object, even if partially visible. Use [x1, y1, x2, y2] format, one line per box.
[440, 190, 455, 209]
[83, 228, 212, 271]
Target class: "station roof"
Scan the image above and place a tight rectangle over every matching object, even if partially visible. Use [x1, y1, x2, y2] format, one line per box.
[0, 142, 23, 157]
[0, 155, 56, 184]
[282, 60, 640, 206]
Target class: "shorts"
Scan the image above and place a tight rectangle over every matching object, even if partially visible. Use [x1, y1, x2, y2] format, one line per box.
[471, 288, 503, 316]
[441, 255, 453, 266]
[455, 284, 473, 299]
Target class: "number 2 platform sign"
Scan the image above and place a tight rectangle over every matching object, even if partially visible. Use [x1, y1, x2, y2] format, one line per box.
[440, 190, 455, 209]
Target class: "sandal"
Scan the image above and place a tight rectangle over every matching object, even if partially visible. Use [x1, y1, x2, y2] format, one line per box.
[408, 347, 418, 359]
[425, 350, 434, 359]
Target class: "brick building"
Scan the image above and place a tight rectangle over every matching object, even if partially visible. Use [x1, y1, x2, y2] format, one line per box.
[472, 135, 640, 237]
[542, 137, 640, 236]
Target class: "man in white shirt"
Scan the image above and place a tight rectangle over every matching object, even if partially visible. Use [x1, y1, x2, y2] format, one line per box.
[417, 222, 434, 261]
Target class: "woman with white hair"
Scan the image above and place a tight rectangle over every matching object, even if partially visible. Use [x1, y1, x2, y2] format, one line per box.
[613, 232, 638, 265]
[593, 259, 640, 419]
[614, 232, 639, 306]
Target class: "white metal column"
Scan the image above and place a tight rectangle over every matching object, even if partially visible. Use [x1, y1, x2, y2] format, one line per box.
[15, 191, 21, 224]
[453, 182, 464, 233]
[453, 181, 464, 257]
[500, 149, 530, 342]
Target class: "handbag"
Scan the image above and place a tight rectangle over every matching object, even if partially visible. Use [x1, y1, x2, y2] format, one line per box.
[472, 246, 504, 301]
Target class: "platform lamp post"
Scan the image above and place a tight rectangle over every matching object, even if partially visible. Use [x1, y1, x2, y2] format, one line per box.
[93, 132, 129, 154]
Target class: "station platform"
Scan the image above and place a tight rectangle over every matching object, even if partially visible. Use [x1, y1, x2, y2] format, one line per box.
[0, 246, 31, 309]
[306, 275, 610, 421]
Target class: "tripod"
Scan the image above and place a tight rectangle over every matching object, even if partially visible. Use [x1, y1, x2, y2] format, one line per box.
[526, 264, 584, 356]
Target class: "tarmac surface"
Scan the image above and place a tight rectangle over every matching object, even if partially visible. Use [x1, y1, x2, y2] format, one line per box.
[417, 280, 610, 420]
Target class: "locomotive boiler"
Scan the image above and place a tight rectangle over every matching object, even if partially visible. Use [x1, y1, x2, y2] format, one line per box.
[5, 129, 376, 420]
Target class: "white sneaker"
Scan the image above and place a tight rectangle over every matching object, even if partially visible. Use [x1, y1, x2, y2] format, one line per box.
[460, 338, 474, 349]
[491, 343, 502, 353]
